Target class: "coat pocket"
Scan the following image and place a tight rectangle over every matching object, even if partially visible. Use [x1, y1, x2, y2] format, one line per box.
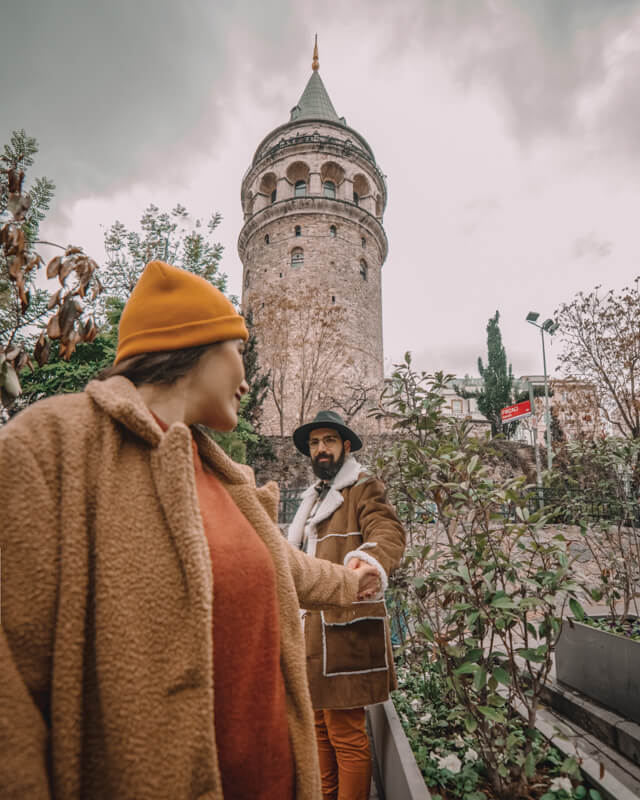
[321, 602, 388, 677]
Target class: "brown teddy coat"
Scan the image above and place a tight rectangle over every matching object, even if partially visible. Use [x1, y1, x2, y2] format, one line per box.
[288, 457, 406, 709]
[0, 376, 360, 800]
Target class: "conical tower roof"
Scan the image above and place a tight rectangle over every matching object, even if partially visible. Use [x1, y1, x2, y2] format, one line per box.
[290, 70, 342, 123]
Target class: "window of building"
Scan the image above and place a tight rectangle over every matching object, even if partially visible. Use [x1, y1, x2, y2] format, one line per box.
[331, 295, 336, 304]
[294, 180, 306, 197]
[295, 225, 301, 237]
[264, 234, 270, 244]
[291, 248, 304, 269]
[451, 399, 463, 414]
[323, 180, 336, 199]
[361, 237, 366, 248]
[353, 191, 360, 206]
[270, 189, 277, 204]
[329, 225, 337, 238]
[359, 259, 368, 281]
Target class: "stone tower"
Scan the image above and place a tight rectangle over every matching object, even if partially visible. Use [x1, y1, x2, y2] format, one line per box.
[238, 40, 388, 436]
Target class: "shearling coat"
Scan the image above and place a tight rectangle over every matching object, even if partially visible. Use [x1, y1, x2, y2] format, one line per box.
[288, 456, 406, 710]
[0, 376, 361, 800]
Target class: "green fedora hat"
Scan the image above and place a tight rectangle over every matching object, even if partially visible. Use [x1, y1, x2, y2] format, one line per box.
[293, 410, 363, 456]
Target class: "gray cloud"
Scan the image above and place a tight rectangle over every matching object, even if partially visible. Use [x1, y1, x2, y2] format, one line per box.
[0, 0, 310, 215]
[375, 0, 640, 146]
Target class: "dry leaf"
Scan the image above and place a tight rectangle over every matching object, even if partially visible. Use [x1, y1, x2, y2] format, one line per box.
[47, 313, 61, 339]
[47, 288, 62, 309]
[34, 332, 50, 367]
[58, 258, 76, 285]
[46, 256, 63, 279]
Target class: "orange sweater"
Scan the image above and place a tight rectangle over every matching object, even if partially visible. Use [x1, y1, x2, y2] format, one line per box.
[156, 416, 293, 798]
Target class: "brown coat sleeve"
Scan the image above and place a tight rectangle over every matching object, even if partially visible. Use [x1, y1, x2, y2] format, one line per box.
[287, 545, 359, 610]
[346, 477, 406, 583]
[0, 423, 57, 799]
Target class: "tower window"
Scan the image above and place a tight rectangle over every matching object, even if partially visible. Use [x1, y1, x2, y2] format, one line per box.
[329, 225, 337, 238]
[359, 259, 368, 281]
[295, 225, 301, 237]
[264, 234, 270, 244]
[331, 295, 336, 304]
[361, 237, 366, 248]
[323, 181, 336, 199]
[270, 189, 277, 203]
[353, 191, 360, 206]
[291, 248, 304, 269]
[294, 180, 306, 197]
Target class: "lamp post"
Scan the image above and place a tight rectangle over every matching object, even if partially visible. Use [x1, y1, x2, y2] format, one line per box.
[526, 312, 559, 472]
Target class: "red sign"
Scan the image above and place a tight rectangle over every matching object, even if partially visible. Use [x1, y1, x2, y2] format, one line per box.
[500, 400, 532, 423]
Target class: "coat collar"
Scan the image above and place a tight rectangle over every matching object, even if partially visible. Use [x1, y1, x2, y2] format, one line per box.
[85, 376, 249, 485]
[288, 456, 364, 548]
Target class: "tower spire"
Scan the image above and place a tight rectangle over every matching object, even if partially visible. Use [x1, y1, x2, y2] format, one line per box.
[312, 34, 319, 71]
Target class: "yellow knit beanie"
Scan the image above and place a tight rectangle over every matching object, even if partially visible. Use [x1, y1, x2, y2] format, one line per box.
[115, 260, 248, 365]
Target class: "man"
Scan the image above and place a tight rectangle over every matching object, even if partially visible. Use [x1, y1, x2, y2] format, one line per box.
[288, 410, 406, 800]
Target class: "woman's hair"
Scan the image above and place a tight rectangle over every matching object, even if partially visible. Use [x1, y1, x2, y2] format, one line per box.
[97, 343, 216, 386]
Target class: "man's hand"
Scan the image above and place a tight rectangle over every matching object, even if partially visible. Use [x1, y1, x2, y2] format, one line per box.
[347, 557, 381, 600]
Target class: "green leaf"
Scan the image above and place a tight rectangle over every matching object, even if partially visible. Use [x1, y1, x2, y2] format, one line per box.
[569, 598, 585, 621]
[491, 595, 517, 609]
[573, 787, 587, 799]
[473, 665, 487, 692]
[464, 712, 478, 733]
[516, 648, 547, 663]
[492, 666, 511, 685]
[477, 705, 505, 723]
[454, 662, 478, 676]
[524, 750, 536, 778]
[588, 790, 603, 800]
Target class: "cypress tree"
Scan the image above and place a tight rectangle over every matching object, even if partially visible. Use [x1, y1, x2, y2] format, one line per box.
[477, 311, 515, 437]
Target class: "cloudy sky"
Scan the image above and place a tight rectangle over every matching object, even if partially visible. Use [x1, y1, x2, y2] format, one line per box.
[2, 0, 640, 377]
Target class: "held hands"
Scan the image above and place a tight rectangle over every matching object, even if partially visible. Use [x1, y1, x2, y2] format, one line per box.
[347, 557, 381, 601]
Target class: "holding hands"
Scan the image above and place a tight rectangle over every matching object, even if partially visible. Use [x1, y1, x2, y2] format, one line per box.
[346, 557, 381, 600]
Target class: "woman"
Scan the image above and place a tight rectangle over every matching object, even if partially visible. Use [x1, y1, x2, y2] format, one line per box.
[0, 260, 380, 800]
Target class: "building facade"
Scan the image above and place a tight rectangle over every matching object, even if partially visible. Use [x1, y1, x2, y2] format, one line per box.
[238, 43, 388, 435]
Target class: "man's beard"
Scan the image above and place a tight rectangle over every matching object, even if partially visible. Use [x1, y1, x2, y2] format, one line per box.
[312, 448, 346, 481]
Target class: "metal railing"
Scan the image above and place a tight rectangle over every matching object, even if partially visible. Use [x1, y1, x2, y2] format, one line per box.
[279, 488, 303, 526]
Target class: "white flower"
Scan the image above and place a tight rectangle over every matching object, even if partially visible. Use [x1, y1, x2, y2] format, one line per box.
[436, 753, 462, 774]
[464, 748, 479, 762]
[410, 698, 421, 712]
[550, 776, 572, 794]
[453, 734, 465, 748]
[419, 712, 432, 724]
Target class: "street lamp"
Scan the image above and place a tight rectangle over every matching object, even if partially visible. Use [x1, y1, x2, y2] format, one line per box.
[526, 312, 559, 472]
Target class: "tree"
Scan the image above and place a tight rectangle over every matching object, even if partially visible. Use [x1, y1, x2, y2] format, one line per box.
[250, 284, 353, 435]
[475, 311, 516, 437]
[556, 283, 640, 439]
[242, 310, 274, 464]
[102, 204, 228, 305]
[1, 130, 102, 410]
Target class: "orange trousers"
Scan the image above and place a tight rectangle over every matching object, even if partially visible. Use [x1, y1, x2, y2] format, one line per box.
[314, 708, 372, 800]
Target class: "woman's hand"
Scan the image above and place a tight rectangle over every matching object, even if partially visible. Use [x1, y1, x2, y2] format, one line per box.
[347, 557, 381, 600]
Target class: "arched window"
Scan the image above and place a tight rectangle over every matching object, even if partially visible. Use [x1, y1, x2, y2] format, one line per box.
[294, 180, 306, 197]
[264, 234, 270, 244]
[291, 248, 304, 269]
[270, 189, 277, 204]
[323, 181, 336, 199]
[353, 191, 360, 206]
[359, 259, 368, 281]
[329, 225, 337, 238]
[294, 225, 301, 237]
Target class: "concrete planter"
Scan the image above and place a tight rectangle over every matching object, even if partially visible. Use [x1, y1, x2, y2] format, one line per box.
[367, 700, 432, 800]
[556, 616, 640, 725]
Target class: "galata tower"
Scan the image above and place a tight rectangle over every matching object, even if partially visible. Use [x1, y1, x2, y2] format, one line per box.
[238, 39, 388, 436]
